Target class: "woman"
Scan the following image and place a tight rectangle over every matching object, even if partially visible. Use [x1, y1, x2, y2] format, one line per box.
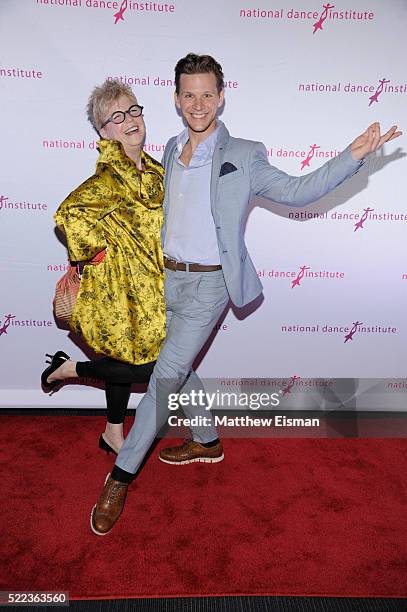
[42, 79, 165, 455]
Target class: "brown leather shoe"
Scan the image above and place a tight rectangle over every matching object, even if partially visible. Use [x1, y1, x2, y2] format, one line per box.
[90, 473, 128, 536]
[159, 440, 224, 465]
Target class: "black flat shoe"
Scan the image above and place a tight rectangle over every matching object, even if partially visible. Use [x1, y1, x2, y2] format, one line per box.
[41, 351, 70, 391]
[99, 434, 118, 456]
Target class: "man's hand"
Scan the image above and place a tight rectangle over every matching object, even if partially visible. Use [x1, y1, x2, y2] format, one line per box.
[350, 122, 402, 161]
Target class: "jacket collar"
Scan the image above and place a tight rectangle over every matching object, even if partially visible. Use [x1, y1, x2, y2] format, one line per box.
[215, 121, 230, 148]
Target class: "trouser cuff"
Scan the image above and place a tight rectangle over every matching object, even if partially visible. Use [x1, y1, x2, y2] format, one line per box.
[111, 464, 135, 484]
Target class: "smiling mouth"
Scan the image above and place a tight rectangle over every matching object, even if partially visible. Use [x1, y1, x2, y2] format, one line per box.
[125, 126, 139, 134]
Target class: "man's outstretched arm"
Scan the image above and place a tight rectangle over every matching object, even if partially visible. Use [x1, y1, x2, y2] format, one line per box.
[250, 122, 402, 207]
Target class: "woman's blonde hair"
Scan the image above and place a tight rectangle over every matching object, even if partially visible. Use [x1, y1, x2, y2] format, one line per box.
[87, 79, 137, 133]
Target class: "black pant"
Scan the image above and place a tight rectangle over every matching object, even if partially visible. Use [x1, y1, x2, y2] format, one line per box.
[76, 357, 155, 424]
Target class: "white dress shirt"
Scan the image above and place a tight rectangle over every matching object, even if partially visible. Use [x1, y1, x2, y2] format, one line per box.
[164, 123, 221, 265]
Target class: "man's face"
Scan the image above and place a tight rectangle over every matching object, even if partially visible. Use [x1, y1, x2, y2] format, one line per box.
[175, 72, 224, 137]
[99, 94, 146, 149]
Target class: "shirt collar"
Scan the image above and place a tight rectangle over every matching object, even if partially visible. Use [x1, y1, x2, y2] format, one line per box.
[175, 121, 221, 168]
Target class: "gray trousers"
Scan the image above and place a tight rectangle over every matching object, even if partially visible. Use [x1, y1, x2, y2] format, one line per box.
[115, 267, 229, 475]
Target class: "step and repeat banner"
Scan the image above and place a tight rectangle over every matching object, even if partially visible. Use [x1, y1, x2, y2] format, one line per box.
[0, 0, 406, 408]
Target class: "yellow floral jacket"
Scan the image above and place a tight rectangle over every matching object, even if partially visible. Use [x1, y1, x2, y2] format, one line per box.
[54, 140, 165, 364]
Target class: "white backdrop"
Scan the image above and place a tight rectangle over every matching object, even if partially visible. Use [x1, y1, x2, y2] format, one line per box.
[1, 0, 406, 408]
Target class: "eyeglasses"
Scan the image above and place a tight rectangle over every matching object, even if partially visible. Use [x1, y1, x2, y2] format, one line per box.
[100, 104, 144, 129]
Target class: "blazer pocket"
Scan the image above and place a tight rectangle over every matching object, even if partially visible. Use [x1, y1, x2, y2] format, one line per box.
[218, 167, 244, 185]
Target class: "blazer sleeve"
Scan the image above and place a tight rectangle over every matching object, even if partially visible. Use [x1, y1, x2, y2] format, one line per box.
[249, 142, 364, 207]
[54, 173, 119, 262]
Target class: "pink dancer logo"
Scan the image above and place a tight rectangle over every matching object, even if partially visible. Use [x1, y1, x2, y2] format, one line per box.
[0, 314, 15, 338]
[354, 207, 374, 232]
[113, 0, 128, 23]
[281, 375, 300, 395]
[301, 144, 320, 171]
[368, 78, 390, 106]
[0, 195, 8, 210]
[292, 265, 310, 288]
[313, 3, 334, 34]
[344, 321, 362, 343]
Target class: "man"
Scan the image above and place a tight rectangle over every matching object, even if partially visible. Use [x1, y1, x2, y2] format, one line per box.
[90, 53, 401, 535]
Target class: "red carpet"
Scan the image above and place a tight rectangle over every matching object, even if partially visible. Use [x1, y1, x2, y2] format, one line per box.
[1, 416, 406, 599]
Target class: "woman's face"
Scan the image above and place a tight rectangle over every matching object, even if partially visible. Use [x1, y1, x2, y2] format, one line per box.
[99, 94, 146, 150]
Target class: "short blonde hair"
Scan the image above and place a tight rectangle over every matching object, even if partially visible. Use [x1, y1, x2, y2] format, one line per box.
[86, 79, 137, 132]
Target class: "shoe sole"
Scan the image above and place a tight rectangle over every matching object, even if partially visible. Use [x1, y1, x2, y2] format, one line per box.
[90, 505, 110, 536]
[90, 473, 111, 536]
[158, 453, 224, 465]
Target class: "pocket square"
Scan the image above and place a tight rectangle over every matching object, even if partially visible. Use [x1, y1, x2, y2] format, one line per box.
[219, 162, 238, 177]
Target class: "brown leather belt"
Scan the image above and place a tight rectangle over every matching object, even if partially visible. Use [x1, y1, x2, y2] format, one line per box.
[164, 256, 222, 272]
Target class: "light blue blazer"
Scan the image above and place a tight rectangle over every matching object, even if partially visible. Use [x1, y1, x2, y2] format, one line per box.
[162, 122, 363, 308]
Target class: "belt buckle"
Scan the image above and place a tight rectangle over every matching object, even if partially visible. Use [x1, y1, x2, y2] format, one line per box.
[165, 256, 179, 271]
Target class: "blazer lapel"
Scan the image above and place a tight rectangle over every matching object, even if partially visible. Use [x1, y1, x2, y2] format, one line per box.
[163, 138, 178, 216]
[210, 122, 230, 213]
